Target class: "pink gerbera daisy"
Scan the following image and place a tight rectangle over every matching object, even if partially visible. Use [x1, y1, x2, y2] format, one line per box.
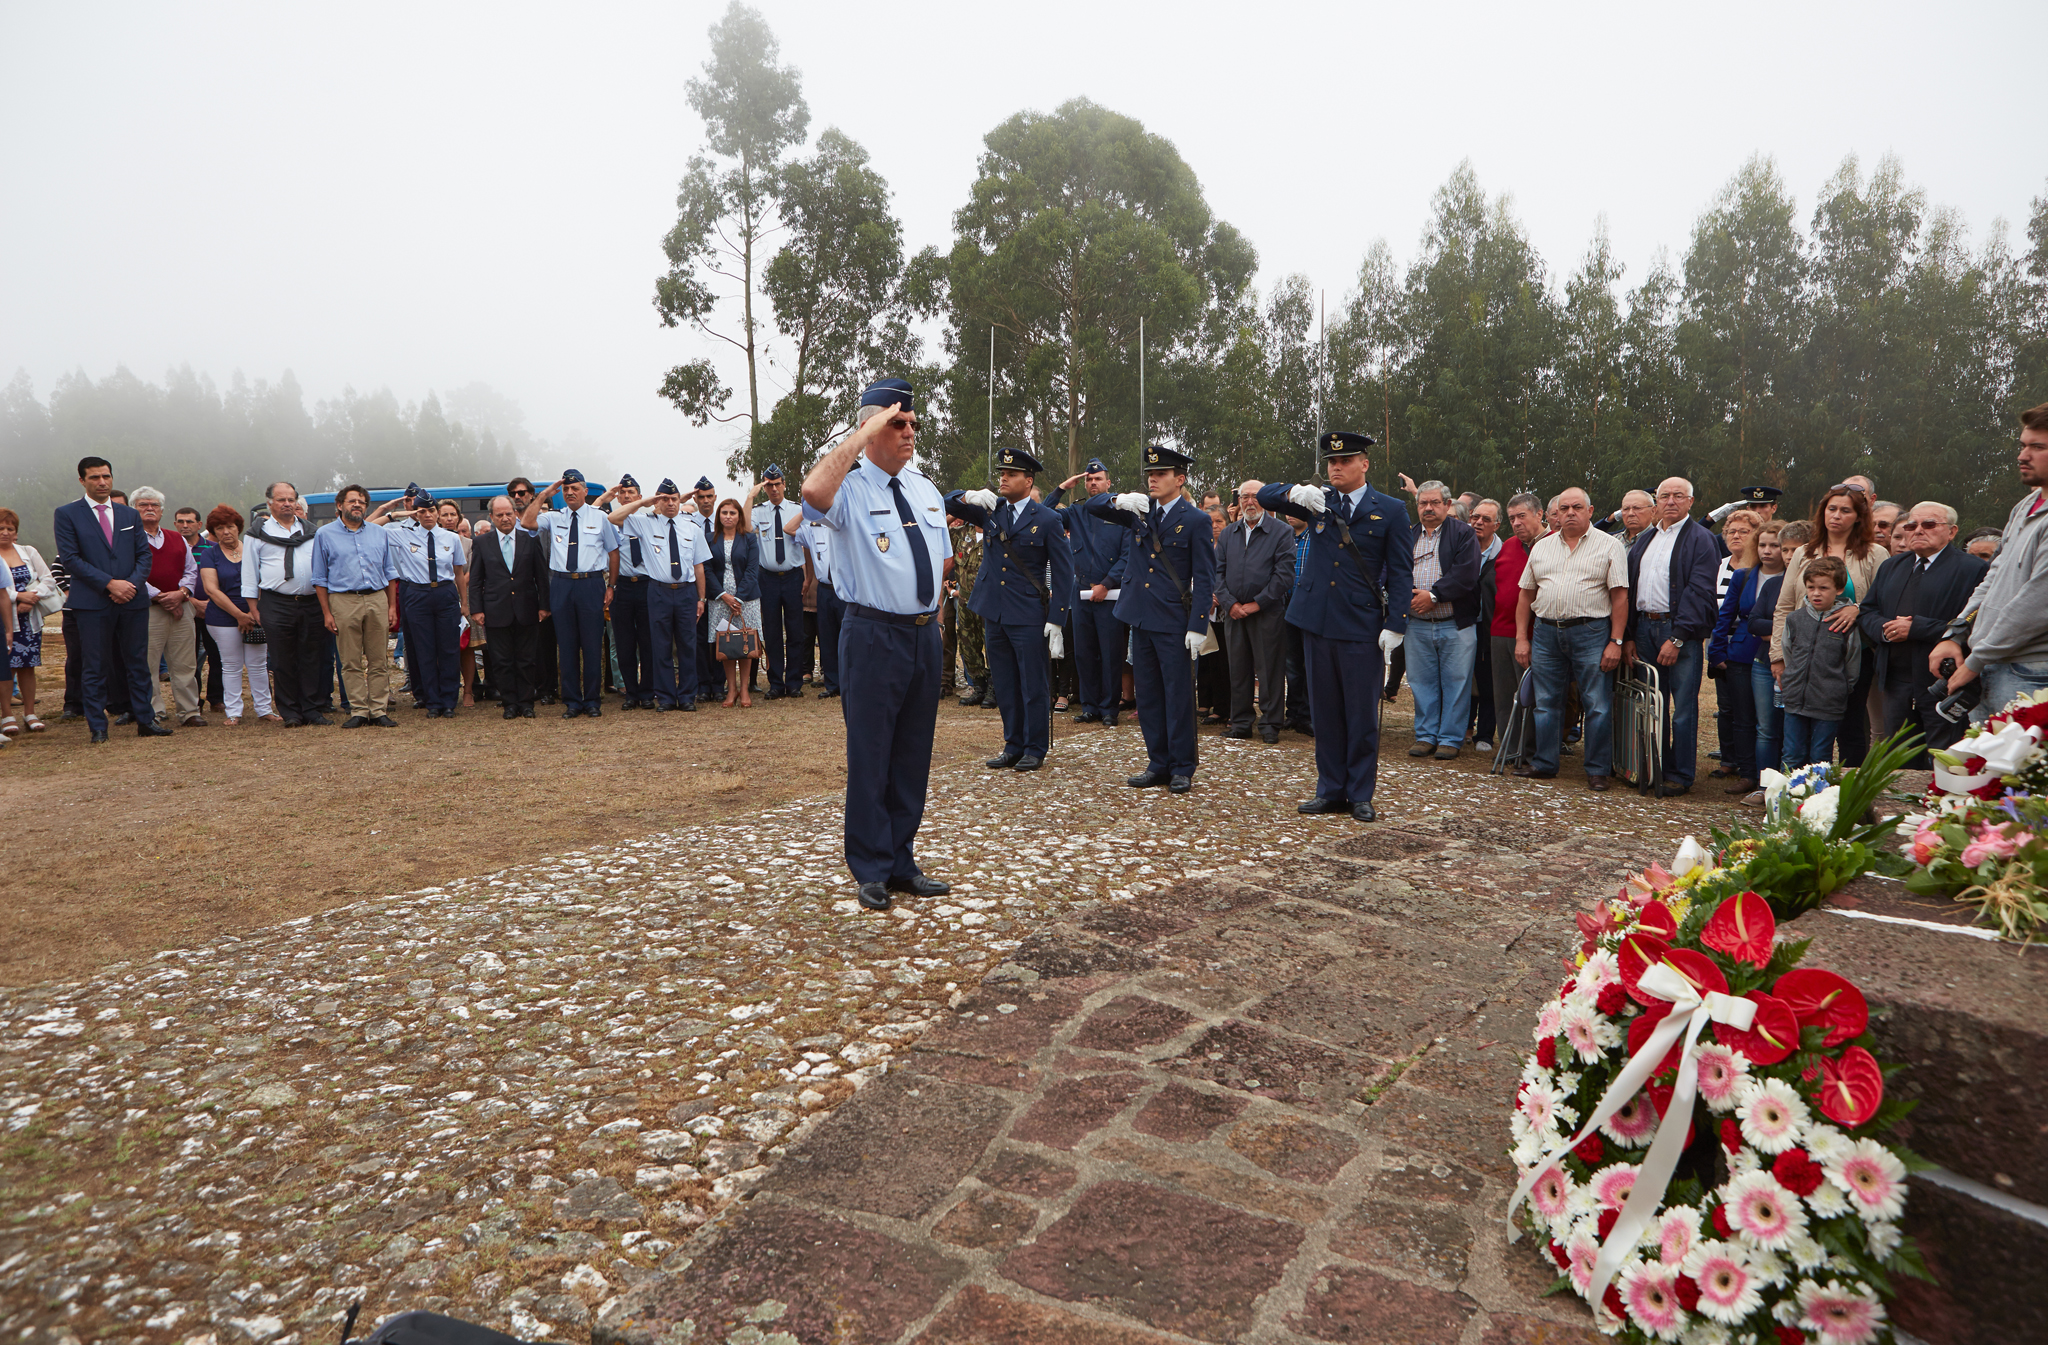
[1827, 1139, 1907, 1222]
[1593, 1162, 1640, 1211]
[1619, 1259, 1686, 1341]
[1519, 1083, 1559, 1133]
[1722, 1170, 1807, 1251]
[1694, 1042, 1747, 1112]
[1531, 1164, 1571, 1220]
[1681, 1239, 1763, 1324]
[1655, 1206, 1700, 1267]
[1797, 1278, 1887, 1344]
[1601, 1089, 1661, 1146]
[1736, 1077, 1808, 1155]
[1535, 1000, 1563, 1041]
[1566, 1225, 1600, 1292]
[1561, 1001, 1614, 1064]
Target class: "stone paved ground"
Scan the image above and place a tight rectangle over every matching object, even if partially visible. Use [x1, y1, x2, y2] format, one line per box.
[2, 726, 1729, 1345]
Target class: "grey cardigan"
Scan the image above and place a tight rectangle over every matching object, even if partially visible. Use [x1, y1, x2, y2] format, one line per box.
[1780, 598, 1864, 721]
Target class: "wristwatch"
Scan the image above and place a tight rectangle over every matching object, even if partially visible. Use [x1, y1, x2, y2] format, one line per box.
[1610, 638, 1624, 646]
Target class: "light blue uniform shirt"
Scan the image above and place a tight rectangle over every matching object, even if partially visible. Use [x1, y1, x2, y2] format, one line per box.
[624, 510, 709, 582]
[797, 519, 834, 589]
[533, 506, 619, 575]
[752, 498, 803, 572]
[803, 457, 952, 614]
[308, 518, 394, 592]
[385, 519, 465, 585]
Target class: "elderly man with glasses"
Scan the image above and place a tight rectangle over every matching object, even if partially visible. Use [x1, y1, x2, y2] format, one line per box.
[1858, 501, 1987, 765]
[1624, 477, 1721, 796]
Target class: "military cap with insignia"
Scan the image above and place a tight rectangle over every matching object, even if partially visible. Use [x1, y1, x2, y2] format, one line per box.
[763, 464, 784, 481]
[1319, 431, 1376, 459]
[616, 472, 639, 490]
[657, 477, 681, 496]
[1085, 457, 1109, 474]
[1141, 443, 1194, 471]
[996, 446, 1043, 474]
[412, 489, 437, 507]
[561, 467, 587, 485]
[1738, 484, 1783, 504]
[694, 475, 715, 491]
[860, 378, 914, 412]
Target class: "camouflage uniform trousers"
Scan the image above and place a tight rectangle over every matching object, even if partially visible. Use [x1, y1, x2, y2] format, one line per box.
[944, 529, 988, 691]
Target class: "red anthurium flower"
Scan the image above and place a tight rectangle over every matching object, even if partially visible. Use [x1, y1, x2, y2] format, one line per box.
[1636, 899, 1679, 940]
[1660, 949, 1730, 999]
[1713, 991, 1800, 1065]
[1700, 890, 1775, 968]
[1771, 969, 1870, 1048]
[1817, 1046, 1885, 1127]
[1772, 1147, 1825, 1197]
[1617, 932, 1670, 1004]
[1626, 1000, 1680, 1074]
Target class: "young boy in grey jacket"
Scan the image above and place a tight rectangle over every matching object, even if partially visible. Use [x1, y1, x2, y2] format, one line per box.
[1778, 554, 1862, 769]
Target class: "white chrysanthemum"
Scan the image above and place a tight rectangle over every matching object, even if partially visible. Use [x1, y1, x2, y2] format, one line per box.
[1865, 1220, 1901, 1260]
[1773, 1296, 1802, 1324]
[1510, 1132, 1544, 1168]
[1786, 1233, 1829, 1270]
[1806, 1182, 1850, 1218]
[1825, 1138, 1907, 1222]
[1737, 1077, 1810, 1154]
[1522, 1057, 1555, 1089]
[1728, 1146, 1763, 1175]
[1565, 1180, 1599, 1223]
[1678, 1320, 1731, 1345]
[1557, 1070, 1582, 1094]
[1749, 1248, 1789, 1290]
[1804, 1123, 1853, 1165]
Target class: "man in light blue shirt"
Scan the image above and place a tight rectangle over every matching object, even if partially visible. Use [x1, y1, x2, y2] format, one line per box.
[518, 469, 620, 717]
[384, 490, 468, 718]
[607, 473, 655, 709]
[309, 483, 398, 727]
[751, 465, 811, 699]
[795, 514, 841, 697]
[613, 478, 708, 711]
[801, 378, 954, 911]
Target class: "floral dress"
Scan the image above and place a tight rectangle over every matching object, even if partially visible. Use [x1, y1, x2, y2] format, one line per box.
[7, 560, 39, 667]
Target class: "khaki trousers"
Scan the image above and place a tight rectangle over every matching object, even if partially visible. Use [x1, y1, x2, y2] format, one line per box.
[147, 603, 200, 720]
[330, 590, 392, 718]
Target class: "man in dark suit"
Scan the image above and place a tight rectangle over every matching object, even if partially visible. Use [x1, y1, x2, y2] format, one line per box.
[53, 456, 168, 743]
[1215, 480, 1297, 744]
[1858, 501, 1988, 767]
[1625, 476, 1722, 796]
[468, 494, 549, 719]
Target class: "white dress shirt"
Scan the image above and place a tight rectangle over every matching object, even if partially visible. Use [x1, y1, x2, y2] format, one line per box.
[244, 516, 314, 596]
[1636, 518, 1683, 613]
[144, 527, 200, 598]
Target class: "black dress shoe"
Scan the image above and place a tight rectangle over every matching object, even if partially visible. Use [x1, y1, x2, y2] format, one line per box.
[1074, 709, 1103, 723]
[89, 729, 108, 744]
[1259, 726, 1279, 744]
[1512, 764, 1557, 779]
[985, 751, 1022, 769]
[562, 706, 583, 719]
[818, 688, 838, 698]
[1168, 775, 1193, 793]
[343, 715, 370, 729]
[114, 713, 134, 726]
[1293, 722, 1314, 737]
[857, 882, 892, 911]
[304, 712, 333, 726]
[1103, 714, 1118, 727]
[372, 714, 400, 727]
[502, 707, 517, 720]
[520, 707, 536, 719]
[886, 872, 950, 897]
[137, 721, 174, 737]
[60, 710, 84, 723]
[280, 716, 304, 728]
[763, 687, 784, 700]
[1297, 796, 1348, 814]
[540, 694, 558, 705]
[587, 706, 602, 718]
[1658, 781, 1691, 797]
[1126, 770, 1170, 788]
[1223, 726, 1252, 740]
[676, 702, 695, 712]
[785, 687, 806, 699]
[1351, 801, 1377, 822]
[1013, 755, 1043, 772]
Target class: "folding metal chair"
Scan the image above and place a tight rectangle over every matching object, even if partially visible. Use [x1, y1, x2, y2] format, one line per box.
[1612, 662, 1665, 795]
[1491, 668, 1535, 775]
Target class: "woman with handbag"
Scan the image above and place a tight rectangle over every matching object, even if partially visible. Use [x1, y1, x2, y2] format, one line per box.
[705, 497, 762, 708]
[196, 505, 279, 724]
[0, 508, 60, 736]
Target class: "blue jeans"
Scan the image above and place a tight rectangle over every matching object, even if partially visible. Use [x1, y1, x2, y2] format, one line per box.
[1406, 617, 1476, 747]
[1635, 616, 1704, 787]
[1752, 660, 1784, 783]
[1982, 659, 2048, 718]
[1531, 620, 1614, 777]
[1783, 713, 1838, 771]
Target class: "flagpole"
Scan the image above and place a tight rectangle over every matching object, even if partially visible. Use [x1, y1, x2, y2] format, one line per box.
[1138, 315, 1145, 452]
[988, 326, 995, 484]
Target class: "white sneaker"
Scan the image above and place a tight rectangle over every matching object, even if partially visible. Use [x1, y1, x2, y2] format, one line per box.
[1475, 740, 1493, 753]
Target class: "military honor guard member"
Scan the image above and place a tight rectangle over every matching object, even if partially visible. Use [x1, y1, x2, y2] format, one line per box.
[752, 465, 810, 699]
[519, 469, 621, 718]
[801, 378, 955, 911]
[612, 478, 708, 711]
[945, 446, 1076, 771]
[606, 472, 656, 709]
[385, 489, 468, 718]
[1081, 444, 1216, 793]
[1047, 457, 1134, 725]
[1257, 431, 1413, 821]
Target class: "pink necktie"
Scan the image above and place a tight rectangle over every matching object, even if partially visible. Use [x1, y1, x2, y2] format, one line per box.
[96, 503, 113, 545]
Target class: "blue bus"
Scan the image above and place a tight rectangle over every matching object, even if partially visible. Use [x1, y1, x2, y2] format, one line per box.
[288, 481, 608, 528]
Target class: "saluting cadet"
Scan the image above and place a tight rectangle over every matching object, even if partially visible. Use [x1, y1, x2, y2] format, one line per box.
[1081, 445, 1216, 793]
[1047, 457, 1133, 726]
[800, 378, 955, 912]
[519, 469, 620, 718]
[385, 490, 468, 718]
[751, 465, 810, 699]
[796, 510, 842, 697]
[612, 478, 708, 711]
[691, 475, 725, 703]
[946, 447, 1076, 770]
[606, 472, 656, 709]
[1257, 431, 1414, 821]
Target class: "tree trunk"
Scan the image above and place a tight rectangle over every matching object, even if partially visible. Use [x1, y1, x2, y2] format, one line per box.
[740, 149, 762, 451]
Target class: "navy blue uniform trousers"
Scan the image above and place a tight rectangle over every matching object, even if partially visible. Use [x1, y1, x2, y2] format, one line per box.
[1073, 600, 1126, 719]
[696, 603, 724, 697]
[986, 618, 1050, 758]
[839, 610, 941, 884]
[759, 567, 806, 693]
[815, 584, 844, 693]
[1305, 632, 1385, 803]
[611, 578, 652, 700]
[549, 572, 606, 713]
[399, 581, 460, 712]
[1131, 628, 1198, 777]
[75, 605, 154, 734]
[647, 581, 699, 708]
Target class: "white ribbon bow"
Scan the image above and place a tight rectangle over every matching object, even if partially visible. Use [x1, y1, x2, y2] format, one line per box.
[1933, 720, 2041, 795]
[1509, 962, 1757, 1313]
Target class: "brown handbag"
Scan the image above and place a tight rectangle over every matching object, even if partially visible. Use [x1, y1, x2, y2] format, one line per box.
[716, 626, 760, 661]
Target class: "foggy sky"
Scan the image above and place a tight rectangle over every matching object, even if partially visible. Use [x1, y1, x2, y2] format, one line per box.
[3, 0, 2042, 494]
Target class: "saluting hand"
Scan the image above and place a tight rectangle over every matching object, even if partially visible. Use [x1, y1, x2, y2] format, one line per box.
[1112, 492, 1149, 515]
[1287, 485, 1327, 515]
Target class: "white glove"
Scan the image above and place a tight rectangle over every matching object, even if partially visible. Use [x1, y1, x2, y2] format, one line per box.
[962, 488, 999, 511]
[1113, 491, 1150, 515]
[1288, 484, 1328, 514]
[1185, 631, 1206, 659]
[1379, 630, 1403, 657]
[1045, 623, 1064, 659]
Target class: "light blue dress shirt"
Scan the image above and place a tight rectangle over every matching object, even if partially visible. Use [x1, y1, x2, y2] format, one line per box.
[309, 519, 394, 592]
[803, 457, 952, 614]
[385, 519, 465, 585]
[752, 498, 803, 572]
[623, 510, 708, 582]
[797, 519, 834, 588]
[533, 506, 619, 575]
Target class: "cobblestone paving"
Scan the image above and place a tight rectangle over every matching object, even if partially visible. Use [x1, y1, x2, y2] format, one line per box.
[1, 728, 1722, 1344]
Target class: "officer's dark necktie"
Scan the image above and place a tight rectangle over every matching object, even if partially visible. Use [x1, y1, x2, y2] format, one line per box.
[773, 504, 785, 565]
[1899, 557, 1924, 618]
[889, 477, 934, 608]
[668, 518, 682, 580]
[629, 530, 643, 568]
[427, 529, 437, 584]
[997, 500, 1014, 536]
[1337, 492, 1355, 523]
[566, 508, 579, 572]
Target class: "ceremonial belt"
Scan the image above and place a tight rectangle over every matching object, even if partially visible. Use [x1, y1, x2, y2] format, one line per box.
[1328, 512, 1388, 620]
[1146, 526, 1191, 614]
[849, 603, 934, 627]
[994, 518, 1052, 614]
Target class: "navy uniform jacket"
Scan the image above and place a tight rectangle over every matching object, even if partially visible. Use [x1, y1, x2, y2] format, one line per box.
[1080, 494, 1215, 636]
[944, 493, 1075, 627]
[1045, 486, 1134, 590]
[1257, 482, 1414, 643]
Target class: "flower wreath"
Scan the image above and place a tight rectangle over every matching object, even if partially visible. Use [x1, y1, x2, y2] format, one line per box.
[1508, 854, 1930, 1345]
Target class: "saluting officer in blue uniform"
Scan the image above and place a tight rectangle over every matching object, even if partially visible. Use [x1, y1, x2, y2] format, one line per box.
[518, 468, 621, 718]
[1081, 444, 1216, 793]
[752, 465, 809, 699]
[945, 447, 1076, 771]
[611, 478, 708, 711]
[606, 473, 657, 709]
[385, 489, 467, 717]
[1257, 431, 1413, 821]
[801, 378, 956, 912]
[1047, 457, 1134, 726]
